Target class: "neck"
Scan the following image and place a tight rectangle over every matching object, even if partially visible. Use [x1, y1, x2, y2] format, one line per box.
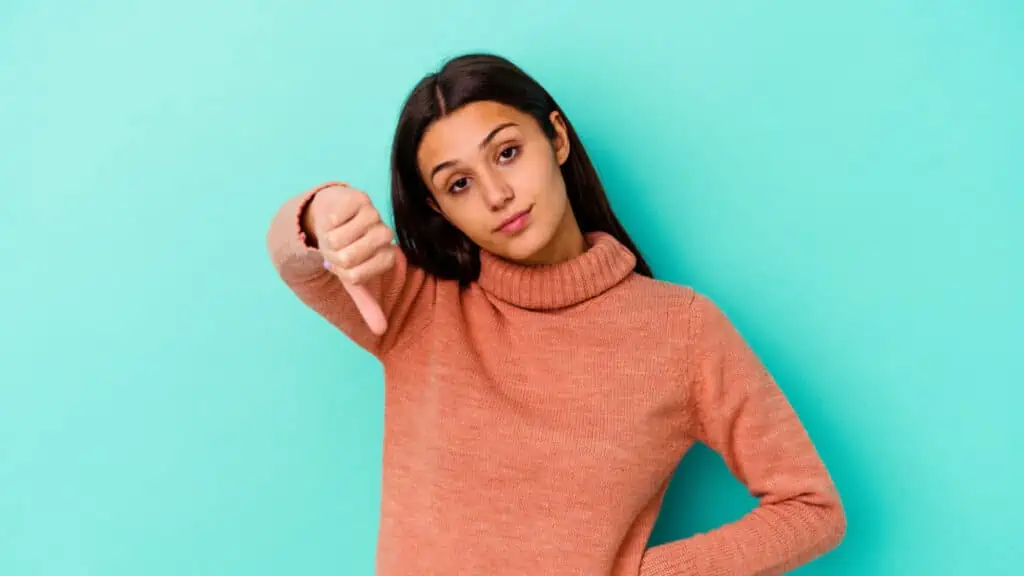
[477, 230, 637, 310]
[520, 209, 586, 266]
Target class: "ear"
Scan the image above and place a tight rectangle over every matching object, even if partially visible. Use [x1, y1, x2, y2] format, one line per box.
[549, 110, 571, 166]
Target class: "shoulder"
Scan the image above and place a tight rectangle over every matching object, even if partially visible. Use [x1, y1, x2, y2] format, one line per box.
[619, 272, 701, 309]
[618, 274, 734, 337]
[597, 274, 701, 343]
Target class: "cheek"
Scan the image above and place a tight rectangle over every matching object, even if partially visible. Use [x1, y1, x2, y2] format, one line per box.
[535, 158, 569, 214]
[513, 151, 564, 203]
[436, 198, 491, 240]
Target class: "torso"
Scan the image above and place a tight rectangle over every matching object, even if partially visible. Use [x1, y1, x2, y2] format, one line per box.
[374, 275, 701, 575]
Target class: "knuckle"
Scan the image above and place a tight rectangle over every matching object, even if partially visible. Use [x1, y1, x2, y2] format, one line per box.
[353, 190, 370, 204]
[337, 190, 363, 213]
[364, 204, 381, 223]
[361, 220, 379, 238]
[326, 229, 343, 250]
[335, 251, 350, 268]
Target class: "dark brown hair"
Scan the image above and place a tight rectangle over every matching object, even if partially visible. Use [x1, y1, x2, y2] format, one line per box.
[389, 53, 653, 282]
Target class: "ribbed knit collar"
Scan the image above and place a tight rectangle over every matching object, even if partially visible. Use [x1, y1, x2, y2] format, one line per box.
[477, 231, 637, 310]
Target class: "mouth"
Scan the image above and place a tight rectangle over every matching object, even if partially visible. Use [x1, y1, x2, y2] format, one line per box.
[494, 205, 534, 235]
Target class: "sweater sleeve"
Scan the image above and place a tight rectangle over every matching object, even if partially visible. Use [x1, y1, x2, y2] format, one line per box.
[266, 181, 435, 358]
[639, 291, 846, 576]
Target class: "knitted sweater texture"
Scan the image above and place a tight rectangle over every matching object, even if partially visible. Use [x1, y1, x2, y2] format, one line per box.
[266, 182, 846, 575]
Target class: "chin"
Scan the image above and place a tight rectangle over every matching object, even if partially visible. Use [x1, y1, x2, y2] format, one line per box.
[490, 226, 556, 263]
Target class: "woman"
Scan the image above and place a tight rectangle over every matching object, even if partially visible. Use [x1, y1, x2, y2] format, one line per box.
[266, 53, 846, 575]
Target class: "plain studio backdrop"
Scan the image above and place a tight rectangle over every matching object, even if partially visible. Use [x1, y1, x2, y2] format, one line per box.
[1, 1, 1021, 574]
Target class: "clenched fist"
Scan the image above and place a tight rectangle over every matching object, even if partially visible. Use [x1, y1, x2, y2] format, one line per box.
[303, 185, 396, 335]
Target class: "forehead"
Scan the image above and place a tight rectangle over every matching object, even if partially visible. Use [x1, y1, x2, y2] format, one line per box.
[417, 101, 532, 166]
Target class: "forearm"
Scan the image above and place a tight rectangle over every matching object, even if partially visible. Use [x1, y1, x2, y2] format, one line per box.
[648, 290, 847, 575]
[639, 497, 846, 576]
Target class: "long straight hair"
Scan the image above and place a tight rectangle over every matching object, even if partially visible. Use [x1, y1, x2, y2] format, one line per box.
[389, 53, 653, 283]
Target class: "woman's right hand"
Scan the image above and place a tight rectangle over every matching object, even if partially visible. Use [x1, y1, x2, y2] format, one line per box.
[303, 184, 396, 335]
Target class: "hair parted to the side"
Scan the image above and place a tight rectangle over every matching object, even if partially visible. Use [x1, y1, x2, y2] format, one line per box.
[389, 52, 653, 283]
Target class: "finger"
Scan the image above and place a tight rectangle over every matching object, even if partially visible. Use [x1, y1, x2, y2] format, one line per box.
[333, 223, 393, 269]
[325, 246, 396, 285]
[341, 282, 387, 336]
[323, 248, 397, 336]
[313, 187, 367, 234]
[322, 203, 381, 251]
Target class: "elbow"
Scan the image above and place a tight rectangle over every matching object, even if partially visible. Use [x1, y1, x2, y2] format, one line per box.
[815, 497, 848, 555]
[826, 503, 848, 550]
[809, 475, 848, 554]
[793, 489, 847, 562]
[786, 498, 846, 572]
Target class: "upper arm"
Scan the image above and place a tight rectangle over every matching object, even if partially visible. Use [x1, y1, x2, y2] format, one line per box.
[684, 291, 840, 505]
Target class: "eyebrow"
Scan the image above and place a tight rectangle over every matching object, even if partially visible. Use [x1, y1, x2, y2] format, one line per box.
[429, 122, 519, 181]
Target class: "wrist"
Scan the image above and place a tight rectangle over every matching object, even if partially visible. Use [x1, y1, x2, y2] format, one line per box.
[299, 182, 347, 249]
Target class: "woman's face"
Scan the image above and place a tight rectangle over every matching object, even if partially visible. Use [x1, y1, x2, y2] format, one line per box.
[416, 100, 578, 264]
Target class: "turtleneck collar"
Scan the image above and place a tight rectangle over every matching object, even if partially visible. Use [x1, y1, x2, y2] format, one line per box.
[476, 231, 638, 310]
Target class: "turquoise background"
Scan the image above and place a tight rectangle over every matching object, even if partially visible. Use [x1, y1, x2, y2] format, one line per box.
[2, 1, 1021, 574]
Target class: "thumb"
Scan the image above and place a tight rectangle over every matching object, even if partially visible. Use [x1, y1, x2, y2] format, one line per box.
[340, 280, 388, 336]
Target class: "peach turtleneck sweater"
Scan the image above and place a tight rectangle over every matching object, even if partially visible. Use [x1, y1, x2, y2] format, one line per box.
[266, 182, 846, 575]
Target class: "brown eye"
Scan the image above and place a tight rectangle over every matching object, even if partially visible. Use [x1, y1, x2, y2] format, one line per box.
[497, 145, 520, 164]
[449, 177, 470, 194]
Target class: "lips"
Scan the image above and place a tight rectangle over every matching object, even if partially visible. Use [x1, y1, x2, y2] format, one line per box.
[494, 206, 533, 233]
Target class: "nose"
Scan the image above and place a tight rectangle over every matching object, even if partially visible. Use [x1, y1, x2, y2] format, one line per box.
[479, 168, 514, 211]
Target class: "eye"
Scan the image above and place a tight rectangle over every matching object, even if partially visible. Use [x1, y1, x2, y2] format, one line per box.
[448, 176, 470, 194]
[497, 145, 520, 164]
